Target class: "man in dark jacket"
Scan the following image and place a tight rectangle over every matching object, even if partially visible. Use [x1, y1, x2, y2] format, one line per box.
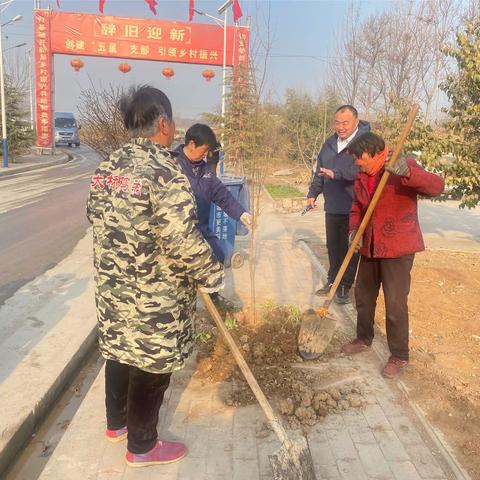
[341, 132, 444, 378]
[306, 105, 370, 304]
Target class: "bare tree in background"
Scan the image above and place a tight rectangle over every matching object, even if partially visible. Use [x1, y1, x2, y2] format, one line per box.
[356, 15, 388, 118]
[5, 49, 31, 91]
[77, 80, 128, 160]
[5, 51, 34, 126]
[331, 3, 363, 105]
[415, 0, 462, 122]
[282, 88, 338, 175]
[377, 2, 423, 111]
[332, 0, 463, 120]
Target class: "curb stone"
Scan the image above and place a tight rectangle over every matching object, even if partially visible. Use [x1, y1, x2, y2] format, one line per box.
[0, 153, 72, 178]
[0, 326, 97, 477]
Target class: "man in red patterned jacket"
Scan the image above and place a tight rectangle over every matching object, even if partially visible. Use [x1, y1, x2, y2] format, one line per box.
[341, 132, 445, 378]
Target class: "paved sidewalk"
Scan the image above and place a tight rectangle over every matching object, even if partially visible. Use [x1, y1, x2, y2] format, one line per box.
[38, 201, 464, 480]
[0, 150, 71, 177]
[0, 234, 97, 474]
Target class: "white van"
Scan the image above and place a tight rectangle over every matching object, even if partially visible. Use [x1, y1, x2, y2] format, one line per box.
[54, 112, 80, 147]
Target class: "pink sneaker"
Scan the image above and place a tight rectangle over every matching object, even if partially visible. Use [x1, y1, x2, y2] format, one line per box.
[382, 357, 408, 378]
[106, 426, 128, 443]
[125, 440, 187, 468]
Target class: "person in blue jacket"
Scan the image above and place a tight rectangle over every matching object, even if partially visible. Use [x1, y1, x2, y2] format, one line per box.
[306, 105, 370, 304]
[175, 124, 252, 305]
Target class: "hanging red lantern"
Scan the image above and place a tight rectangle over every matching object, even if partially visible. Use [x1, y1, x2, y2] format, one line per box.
[70, 58, 84, 72]
[162, 67, 175, 80]
[118, 62, 132, 74]
[202, 69, 215, 82]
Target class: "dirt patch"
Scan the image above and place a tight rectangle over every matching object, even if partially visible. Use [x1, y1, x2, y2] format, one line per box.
[195, 304, 366, 430]
[308, 243, 480, 478]
[376, 250, 480, 478]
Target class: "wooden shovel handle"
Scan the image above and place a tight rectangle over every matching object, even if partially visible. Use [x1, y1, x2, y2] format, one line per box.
[199, 290, 293, 449]
[322, 104, 420, 311]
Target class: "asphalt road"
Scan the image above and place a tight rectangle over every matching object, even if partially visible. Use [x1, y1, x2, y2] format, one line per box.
[0, 146, 100, 306]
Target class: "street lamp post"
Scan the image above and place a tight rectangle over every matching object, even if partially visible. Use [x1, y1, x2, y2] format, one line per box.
[218, 3, 231, 122]
[193, 3, 231, 122]
[217, 1, 233, 174]
[217, 0, 232, 121]
[193, 1, 233, 174]
[26, 48, 33, 130]
[0, 13, 23, 168]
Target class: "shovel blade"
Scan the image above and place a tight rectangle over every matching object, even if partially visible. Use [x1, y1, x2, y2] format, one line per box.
[298, 308, 336, 360]
[269, 435, 317, 480]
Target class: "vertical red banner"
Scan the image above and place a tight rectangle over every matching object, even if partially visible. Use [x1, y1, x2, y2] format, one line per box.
[234, 26, 249, 67]
[34, 10, 53, 149]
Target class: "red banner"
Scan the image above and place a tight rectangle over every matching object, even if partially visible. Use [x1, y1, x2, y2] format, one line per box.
[49, 11, 248, 67]
[34, 10, 53, 149]
[34, 10, 250, 149]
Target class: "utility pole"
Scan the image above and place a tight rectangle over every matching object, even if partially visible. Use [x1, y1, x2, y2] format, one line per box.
[217, 0, 233, 174]
[27, 48, 33, 130]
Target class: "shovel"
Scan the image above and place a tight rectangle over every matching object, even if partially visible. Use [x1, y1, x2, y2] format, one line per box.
[199, 290, 317, 480]
[298, 104, 420, 361]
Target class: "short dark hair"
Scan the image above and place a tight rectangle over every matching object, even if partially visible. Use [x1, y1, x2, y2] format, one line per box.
[185, 124, 217, 150]
[119, 85, 172, 137]
[335, 105, 358, 117]
[348, 132, 385, 157]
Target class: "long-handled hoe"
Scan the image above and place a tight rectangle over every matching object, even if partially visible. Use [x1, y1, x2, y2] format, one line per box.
[200, 290, 317, 480]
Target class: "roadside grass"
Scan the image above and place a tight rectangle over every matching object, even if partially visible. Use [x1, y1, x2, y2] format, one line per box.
[266, 184, 304, 199]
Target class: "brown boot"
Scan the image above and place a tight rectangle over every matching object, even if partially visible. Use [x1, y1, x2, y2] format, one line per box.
[341, 338, 369, 355]
[382, 356, 408, 378]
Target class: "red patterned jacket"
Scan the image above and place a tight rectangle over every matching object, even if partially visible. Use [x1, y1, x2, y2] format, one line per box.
[350, 158, 444, 258]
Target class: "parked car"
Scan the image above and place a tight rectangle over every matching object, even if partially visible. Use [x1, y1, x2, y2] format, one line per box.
[54, 112, 80, 147]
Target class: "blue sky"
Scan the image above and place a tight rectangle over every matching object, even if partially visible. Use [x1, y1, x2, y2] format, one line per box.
[2, 0, 393, 119]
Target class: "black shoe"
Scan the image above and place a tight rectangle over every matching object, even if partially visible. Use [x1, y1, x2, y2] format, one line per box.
[210, 293, 236, 311]
[315, 282, 332, 296]
[334, 285, 351, 305]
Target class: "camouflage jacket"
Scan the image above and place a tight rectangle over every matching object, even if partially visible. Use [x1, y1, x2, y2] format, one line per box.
[87, 138, 224, 374]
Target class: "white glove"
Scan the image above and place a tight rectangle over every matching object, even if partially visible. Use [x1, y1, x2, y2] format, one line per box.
[199, 280, 225, 294]
[240, 212, 253, 229]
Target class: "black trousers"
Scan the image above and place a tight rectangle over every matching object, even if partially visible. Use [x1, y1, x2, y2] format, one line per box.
[355, 254, 415, 360]
[105, 359, 171, 454]
[325, 213, 359, 288]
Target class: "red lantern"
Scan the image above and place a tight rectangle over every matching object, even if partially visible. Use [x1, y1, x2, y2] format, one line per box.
[202, 69, 215, 82]
[162, 67, 175, 80]
[118, 62, 131, 74]
[70, 58, 84, 72]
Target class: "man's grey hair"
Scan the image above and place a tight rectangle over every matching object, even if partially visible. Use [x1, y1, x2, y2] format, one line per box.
[119, 85, 173, 138]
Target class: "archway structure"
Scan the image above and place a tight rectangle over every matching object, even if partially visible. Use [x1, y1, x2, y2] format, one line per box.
[34, 9, 249, 149]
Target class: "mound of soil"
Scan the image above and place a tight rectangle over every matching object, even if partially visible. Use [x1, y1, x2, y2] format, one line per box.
[195, 305, 365, 428]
